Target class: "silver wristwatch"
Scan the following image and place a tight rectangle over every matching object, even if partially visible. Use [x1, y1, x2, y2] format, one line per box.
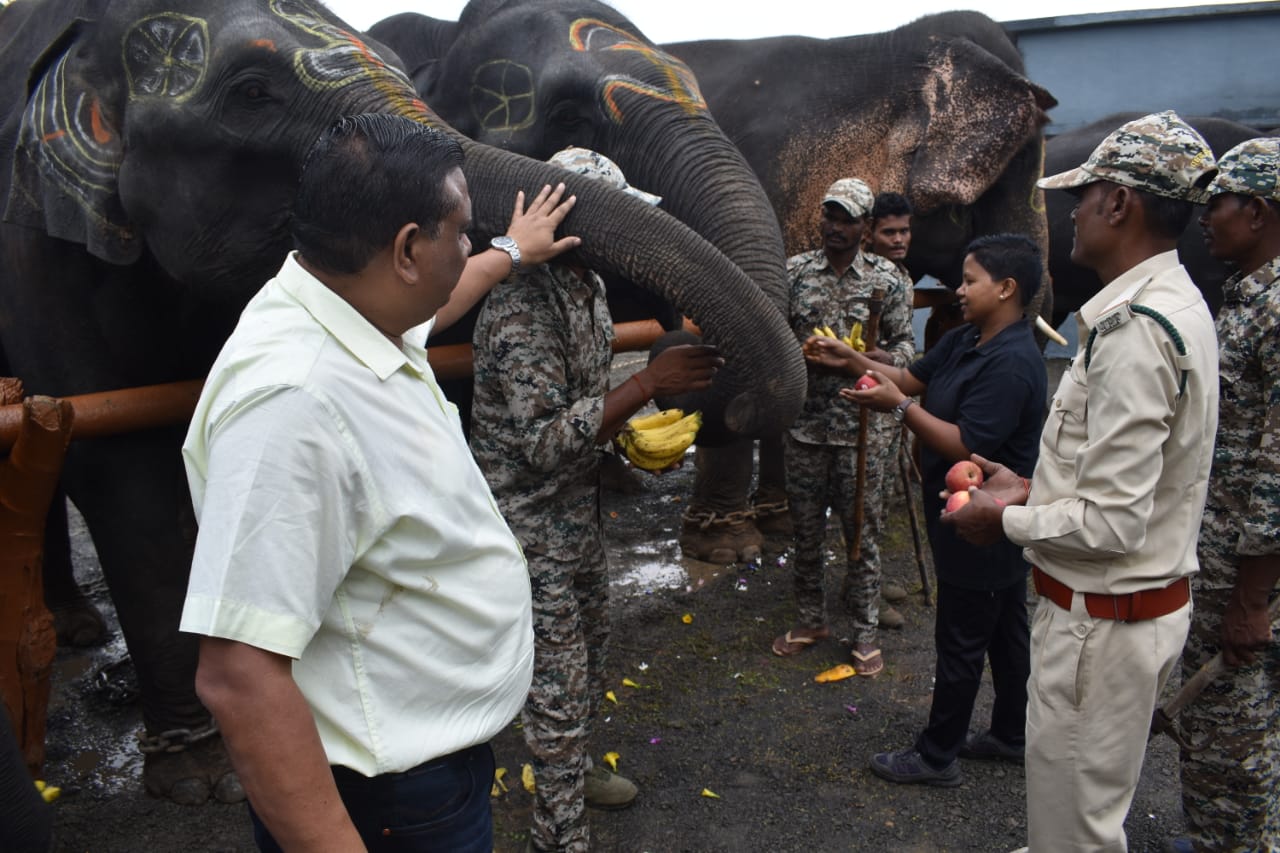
[893, 397, 914, 423]
[489, 235, 521, 281]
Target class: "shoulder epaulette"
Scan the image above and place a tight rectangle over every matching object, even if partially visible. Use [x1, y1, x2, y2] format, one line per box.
[1084, 303, 1189, 397]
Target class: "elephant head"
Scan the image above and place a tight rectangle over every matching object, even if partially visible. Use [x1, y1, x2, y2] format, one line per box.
[0, 0, 803, 439]
[667, 11, 1057, 319]
[368, 0, 791, 337]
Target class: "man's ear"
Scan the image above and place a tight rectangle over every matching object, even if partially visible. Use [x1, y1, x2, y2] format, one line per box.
[393, 223, 420, 282]
[1108, 185, 1135, 225]
[1247, 196, 1273, 231]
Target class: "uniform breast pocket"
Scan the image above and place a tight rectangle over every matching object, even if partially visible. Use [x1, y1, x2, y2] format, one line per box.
[1047, 375, 1088, 462]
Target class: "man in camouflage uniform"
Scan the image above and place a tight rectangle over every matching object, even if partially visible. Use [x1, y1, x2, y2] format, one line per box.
[771, 177, 914, 674]
[1175, 137, 1280, 853]
[470, 148, 721, 853]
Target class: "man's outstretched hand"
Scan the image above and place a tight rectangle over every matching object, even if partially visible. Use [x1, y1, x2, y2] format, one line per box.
[939, 454, 1029, 546]
[506, 183, 580, 265]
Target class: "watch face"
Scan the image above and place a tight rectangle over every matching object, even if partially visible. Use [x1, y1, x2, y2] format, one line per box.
[491, 236, 514, 250]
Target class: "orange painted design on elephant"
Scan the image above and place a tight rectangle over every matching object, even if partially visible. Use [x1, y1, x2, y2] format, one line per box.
[89, 100, 112, 144]
[568, 17, 705, 124]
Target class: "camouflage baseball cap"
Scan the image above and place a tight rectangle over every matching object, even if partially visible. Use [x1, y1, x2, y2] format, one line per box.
[1208, 138, 1280, 201]
[548, 147, 661, 206]
[1037, 110, 1217, 203]
[822, 178, 874, 219]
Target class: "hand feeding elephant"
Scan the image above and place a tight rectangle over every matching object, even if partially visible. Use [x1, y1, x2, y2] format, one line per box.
[1046, 112, 1263, 324]
[369, 0, 798, 563]
[0, 0, 803, 803]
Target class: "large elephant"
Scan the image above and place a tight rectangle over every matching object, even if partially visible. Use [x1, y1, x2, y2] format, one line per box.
[664, 11, 1057, 301]
[370, 0, 797, 562]
[1046, 112, 1262, 323]
[0, 0, 803, 802]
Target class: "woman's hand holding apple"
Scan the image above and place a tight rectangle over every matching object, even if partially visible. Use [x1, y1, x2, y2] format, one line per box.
[839, 370, 903, 411]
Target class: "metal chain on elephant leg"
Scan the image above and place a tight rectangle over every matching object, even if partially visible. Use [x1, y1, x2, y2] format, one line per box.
[751, 497, 792, 539]
[678, 507, 763, 565]
[138, 719, 245, 805]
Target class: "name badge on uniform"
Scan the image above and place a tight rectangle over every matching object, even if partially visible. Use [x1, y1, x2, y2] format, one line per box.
[1095, 307, 1129, 336]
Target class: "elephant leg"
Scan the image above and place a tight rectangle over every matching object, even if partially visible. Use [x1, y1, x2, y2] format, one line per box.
[752, 433, 792, 538]
[63, 434, 243, 806]
[679, 439, 763, 564]
[0, 701, 52, 853]
[41, 489, 109, 648]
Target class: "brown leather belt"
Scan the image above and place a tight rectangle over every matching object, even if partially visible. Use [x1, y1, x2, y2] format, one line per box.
[1032, 567, 1190, 622]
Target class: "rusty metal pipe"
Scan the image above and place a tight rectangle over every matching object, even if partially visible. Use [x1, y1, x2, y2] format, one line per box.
[0, 319, 698, 450]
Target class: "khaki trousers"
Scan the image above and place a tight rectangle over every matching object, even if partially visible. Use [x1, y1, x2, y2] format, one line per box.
[1025, 591, 1189, 852]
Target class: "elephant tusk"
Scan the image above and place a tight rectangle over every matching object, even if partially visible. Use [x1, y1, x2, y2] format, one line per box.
[1035, 314, 1068, 347]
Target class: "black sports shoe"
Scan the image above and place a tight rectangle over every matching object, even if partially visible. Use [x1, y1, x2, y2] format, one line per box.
[959, 730, 1024, 764]
[869, 748, 962, 787]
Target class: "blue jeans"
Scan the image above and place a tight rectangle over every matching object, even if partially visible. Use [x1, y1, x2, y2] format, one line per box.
[249, 742, 495, 852]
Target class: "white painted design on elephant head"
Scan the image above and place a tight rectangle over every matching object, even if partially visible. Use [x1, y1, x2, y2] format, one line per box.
[470, 59, 537, 132]
[123, 14, 208, 100]
[17, 52, 128, 239]
[268, 0, 426, 119]
[568, 18, 706, 124]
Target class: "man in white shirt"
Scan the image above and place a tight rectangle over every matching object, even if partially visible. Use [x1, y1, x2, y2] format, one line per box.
[180, 114, 576, 852]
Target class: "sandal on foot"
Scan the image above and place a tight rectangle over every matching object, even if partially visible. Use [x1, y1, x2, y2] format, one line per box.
[771, 627, 829, 656]
[851, 645, 884, 677]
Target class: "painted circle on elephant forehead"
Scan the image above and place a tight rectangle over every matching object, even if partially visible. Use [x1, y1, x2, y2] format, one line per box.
[124, 14, 209, 100]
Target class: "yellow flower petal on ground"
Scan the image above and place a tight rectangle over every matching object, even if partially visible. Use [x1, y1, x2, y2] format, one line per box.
[605, 690, 618, 704]
[493, 767, 508, 793]
[681, 613, 693, 624]
[622, 677, 640, 688]
[603, 751, 620, 772]
[701, 788, 721, 799]
[40, 785, 61, 803]
[522, 763, 536, 794]
[34, 780, 45, 792]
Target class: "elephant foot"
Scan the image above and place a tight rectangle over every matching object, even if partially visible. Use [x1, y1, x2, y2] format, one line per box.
[142, 732, 244, 806]
[752, 497, 793, 539]
[679, 507, 762, 564]
[50, 598, 110, 647]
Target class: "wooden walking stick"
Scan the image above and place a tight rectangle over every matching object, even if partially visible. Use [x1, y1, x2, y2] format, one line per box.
[850, 286, 885, 562]
[897, 431, 933, 605]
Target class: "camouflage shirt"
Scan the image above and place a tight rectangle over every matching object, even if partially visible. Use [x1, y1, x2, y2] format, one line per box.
[786, 248, 914, 446]
[1204, 253, 1280, 558]
[470, 263, 614, 559]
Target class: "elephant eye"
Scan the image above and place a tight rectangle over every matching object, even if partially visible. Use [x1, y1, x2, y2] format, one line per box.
[230, 78, 273, 104]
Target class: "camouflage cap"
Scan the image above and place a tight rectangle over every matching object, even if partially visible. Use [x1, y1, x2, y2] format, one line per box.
[822, 178, 874, 219]
[548, 147, 661, 206]
[1208, 137, 1280, 202]
[1037, 110, 1217, 203]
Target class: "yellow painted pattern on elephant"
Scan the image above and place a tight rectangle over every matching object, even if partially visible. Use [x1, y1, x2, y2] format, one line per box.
[568, 18, 706, 123]
[122, 14, 209, 102]
[470, 59, 537, 132]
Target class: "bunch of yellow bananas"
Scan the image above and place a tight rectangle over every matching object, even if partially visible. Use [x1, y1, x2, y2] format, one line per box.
[617, 408, 702, 470]
[810, 322, 865, 351]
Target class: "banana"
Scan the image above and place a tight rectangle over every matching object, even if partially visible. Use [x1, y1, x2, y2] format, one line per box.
[619, 410, 702, 470]
[811, 326, 828, 338]
[627, 408, 685, 431]
[822, 324, 837, 338]
[843, 321, 866, 352]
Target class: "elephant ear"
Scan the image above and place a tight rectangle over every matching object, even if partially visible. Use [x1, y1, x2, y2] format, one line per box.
[3, 18, 138, 264]
[365, 13, 458, 93]
[908, 35, 1056, 213]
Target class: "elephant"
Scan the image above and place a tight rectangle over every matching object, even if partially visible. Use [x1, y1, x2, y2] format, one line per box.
[370, 0, 798, 562]
[0, 0, 803, 803]
[370, 5, 1059, 564]
[1045, 112, 1263, 323]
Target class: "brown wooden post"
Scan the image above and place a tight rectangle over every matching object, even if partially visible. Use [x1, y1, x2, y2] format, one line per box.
[0, 381, 73, 776]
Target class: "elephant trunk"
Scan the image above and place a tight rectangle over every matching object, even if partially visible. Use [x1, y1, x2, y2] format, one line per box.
[457, 137, 805, 440]
[615, 115, 791, 317]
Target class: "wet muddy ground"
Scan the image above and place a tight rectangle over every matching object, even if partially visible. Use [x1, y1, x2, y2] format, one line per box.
[41, 354, 1188, 852]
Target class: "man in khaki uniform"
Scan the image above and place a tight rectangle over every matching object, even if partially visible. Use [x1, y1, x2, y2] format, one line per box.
[946, 111, 1220, 851]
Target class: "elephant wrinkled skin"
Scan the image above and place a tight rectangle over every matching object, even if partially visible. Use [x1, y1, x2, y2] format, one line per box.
[0, 0, 803, 802]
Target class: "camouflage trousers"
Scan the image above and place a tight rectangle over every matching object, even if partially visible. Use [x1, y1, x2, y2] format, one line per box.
[1180, 524, 1280, 852]
[783, 425, 899, 644]
[523, 541, 609, 853]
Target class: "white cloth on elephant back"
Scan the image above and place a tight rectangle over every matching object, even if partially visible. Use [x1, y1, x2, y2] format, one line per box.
[180, 254, 533, 777]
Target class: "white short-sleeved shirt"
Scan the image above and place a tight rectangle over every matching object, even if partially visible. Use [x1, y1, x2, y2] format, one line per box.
[180, 254, 533, 776]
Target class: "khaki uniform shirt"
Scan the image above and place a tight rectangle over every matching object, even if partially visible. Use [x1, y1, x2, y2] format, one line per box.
[1002, 251, 1219, 593]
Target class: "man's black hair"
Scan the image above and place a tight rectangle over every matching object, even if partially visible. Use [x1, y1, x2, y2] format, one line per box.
[292, 114, 466, 275]
[1132, 188, 1195, 241]
[964, 233, 1042, 307]
[871, 192, 912, 222]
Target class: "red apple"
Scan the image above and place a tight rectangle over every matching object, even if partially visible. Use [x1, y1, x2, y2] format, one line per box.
[945, 460, 984, 494]
[853, 374, 879, 391]
[944, 490, 971, 513]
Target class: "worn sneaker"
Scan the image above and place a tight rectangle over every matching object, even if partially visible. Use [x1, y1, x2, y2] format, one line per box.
[882, 580, 909, 603]
[584, 764, 637, 810]
[878, 605, 905, 630]
[958, 730, 1024, 764]
[869, 748, 962, 787]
